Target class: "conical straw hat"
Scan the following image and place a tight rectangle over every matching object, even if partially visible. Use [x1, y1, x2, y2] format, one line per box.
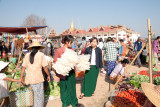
[141, 82, 160, 107]
[27, 41, 45, 50]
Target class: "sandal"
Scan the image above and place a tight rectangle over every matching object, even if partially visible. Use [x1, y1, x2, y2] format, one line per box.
[79, 94, 85, 99]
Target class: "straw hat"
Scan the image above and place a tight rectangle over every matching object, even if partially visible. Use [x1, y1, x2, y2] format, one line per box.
[27, 41, 45, 50]
[0, 61, 9, 72]
[141, 82, 160, 107]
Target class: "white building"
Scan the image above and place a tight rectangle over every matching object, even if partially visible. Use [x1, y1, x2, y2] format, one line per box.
[60, 21, 140, 43]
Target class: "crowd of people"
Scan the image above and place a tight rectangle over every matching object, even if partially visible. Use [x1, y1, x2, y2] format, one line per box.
[0, 35, 160, 107]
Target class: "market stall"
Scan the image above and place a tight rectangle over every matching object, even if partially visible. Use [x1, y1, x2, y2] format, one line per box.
[106, 19, 159, 107]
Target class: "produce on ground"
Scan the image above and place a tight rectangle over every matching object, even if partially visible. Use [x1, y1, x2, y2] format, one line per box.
[45, 80, 60, 97]
[138, 70, 160, 78]
[127, 75, 149, 88]
[127, 72, 160, 88]
[110, 90, 147, 107]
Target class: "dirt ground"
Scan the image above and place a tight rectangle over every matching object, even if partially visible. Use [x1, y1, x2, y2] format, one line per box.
[46, 65, 159, 107]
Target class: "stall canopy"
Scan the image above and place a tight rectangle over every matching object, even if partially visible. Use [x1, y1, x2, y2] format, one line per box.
[0, 26, 47, 34]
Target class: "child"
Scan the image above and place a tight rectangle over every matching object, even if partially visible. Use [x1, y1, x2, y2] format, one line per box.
[0, 61, 20, 107]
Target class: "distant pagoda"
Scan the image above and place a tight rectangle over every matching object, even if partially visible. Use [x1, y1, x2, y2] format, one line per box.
[48, 27, 57, 39]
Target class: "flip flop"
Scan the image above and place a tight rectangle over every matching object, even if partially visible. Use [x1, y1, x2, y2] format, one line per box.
[79, 94, 85, 99]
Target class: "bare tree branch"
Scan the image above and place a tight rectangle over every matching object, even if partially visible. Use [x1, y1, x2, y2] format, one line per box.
[21, 14, 49, 35]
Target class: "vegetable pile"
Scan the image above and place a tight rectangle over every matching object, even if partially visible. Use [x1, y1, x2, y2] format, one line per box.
[7, 63, 16, 73]
[128, 74, 160, 88]
[45, 80, 60, 97]
[128, 75, 149, 88]
[110, 90, 147, 107]
[9, 86, 28, 92]
[138, 70, 160, 78]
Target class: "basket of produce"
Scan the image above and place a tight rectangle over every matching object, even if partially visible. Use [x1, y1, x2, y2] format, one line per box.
[9, 85, 34, 107]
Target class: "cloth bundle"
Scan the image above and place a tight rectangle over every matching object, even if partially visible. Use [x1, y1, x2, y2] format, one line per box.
[52, 48, 78, 76]
[76, 55, 90, 72]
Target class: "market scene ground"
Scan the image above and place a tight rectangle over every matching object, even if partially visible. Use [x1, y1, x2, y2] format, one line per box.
[46, 65, 160, 107]
[1, 1, 160, 107]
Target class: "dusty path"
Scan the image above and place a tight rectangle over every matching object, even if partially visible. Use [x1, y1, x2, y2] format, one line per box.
[46, 65, 158, 107]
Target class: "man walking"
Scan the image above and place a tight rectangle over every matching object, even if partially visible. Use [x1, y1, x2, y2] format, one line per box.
[134, 37, 142, 67]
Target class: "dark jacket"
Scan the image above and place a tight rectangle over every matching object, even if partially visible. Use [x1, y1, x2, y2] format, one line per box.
[134, 41, 142, 51]
[85, 46, 103, 68]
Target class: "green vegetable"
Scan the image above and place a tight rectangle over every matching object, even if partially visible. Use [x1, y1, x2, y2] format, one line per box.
[154, 77, 160, 85]
[128, 75, 149, 88]
[128, 74, 160, 88]
[7, 63, 16, 73]
[45, 81, 60, 97]
[0, 57, 6, 62]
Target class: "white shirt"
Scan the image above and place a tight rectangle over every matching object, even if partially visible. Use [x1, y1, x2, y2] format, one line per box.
[143, 49, 147, 56]
[110, 63, 124, 77]
[0, 73, 9, 99]
[90, 49, 96, 65]
[97, 42, 104, 50]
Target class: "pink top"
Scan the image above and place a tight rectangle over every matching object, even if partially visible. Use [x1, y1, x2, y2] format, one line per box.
[153, 40, 159, 54]
[53, 46, 75, 79]
[53, 46, 66, 63]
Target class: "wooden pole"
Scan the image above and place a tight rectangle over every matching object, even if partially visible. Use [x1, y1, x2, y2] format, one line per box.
[109, 43, 147, 92]
[148, 18, 153, 84]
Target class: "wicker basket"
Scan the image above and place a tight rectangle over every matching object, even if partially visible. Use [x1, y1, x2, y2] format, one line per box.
[9, 87, 34, 107]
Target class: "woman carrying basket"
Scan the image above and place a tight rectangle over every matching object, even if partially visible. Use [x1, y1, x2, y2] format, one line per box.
[20, 41, 51, 107]
[53, 35, 80, 107]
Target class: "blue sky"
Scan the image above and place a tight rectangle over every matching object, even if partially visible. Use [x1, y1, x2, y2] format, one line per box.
[0, 0, 160, 37]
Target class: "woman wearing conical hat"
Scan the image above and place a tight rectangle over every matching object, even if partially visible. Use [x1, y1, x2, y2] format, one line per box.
[20, 41, 51, 107]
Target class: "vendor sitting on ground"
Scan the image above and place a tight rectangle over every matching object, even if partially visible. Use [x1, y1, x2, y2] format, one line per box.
[109, 59, 129, 82]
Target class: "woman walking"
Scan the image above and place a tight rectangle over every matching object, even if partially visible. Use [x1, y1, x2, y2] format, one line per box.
[53, 35, 79, 107]
[79, 37, 103, 98]
[20, 41, 51, 107]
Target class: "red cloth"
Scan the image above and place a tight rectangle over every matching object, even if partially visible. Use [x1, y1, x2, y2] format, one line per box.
[53, 46, 74, 80]
[53, 46, 65, 63]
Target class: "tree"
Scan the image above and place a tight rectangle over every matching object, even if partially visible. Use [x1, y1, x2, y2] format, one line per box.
[22, 14, 50, 35]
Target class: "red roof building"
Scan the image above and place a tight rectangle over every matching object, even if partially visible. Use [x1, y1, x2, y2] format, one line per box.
[60, 20, 140, 43]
